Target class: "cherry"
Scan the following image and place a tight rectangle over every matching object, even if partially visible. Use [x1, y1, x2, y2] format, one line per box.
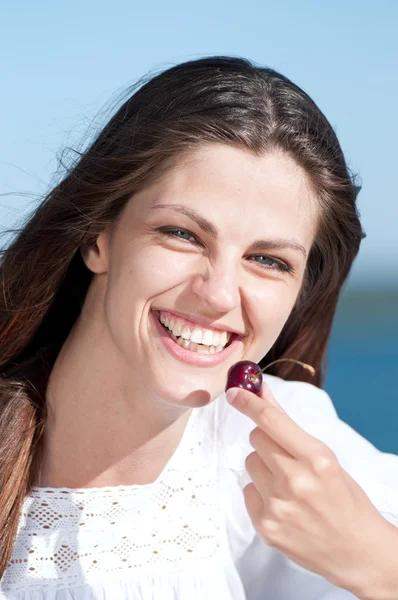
[226, 358, 315, 396]
[226, 360, 263, 395]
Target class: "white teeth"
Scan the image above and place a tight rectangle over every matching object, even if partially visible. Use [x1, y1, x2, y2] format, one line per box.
[159, 312, 231, 349]
[181, 338, 190, 349]
[170, 331, 225, 354]
[190, 327, 203, 344]
[219, 331, 228, 346]
[176, 336, 190, 349]
[180, 325, 191, 340]
[196, 344, 208, 353]
[211, 331, 220, 346]
[202, 330, 214, 346]
[173, 320, 183, 336]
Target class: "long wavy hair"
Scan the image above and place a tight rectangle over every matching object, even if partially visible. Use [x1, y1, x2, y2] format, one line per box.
[0, 55, 364, 576]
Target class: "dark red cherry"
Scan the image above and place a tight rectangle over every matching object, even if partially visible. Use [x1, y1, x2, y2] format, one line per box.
[226, 358, 316, 396]
[226, 360, 263, 395]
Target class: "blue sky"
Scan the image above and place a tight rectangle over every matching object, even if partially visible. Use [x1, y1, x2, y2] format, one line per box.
[1, 0, 397, 288]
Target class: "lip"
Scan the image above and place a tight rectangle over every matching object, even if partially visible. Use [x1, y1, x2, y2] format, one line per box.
[151, 310, 243, 367]
[152, 307, 245, 337]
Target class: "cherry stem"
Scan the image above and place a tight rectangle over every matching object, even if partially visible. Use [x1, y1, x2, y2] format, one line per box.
[249, 373, 261, 383]
[260, 358, 316, 376]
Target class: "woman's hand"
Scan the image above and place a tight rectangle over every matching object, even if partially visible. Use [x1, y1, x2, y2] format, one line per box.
[226, 383, 398, 599]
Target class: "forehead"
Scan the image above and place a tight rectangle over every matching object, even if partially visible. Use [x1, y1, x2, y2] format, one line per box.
[130, 144, 320, 246]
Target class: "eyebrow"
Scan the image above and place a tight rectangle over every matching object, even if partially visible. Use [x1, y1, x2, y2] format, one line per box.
[150, 203, 307, 259]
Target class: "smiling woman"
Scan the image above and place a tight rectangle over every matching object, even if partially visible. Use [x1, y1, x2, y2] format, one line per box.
[1, 56, 398, 600]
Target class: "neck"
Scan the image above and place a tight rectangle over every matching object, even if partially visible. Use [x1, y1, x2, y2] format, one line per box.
[35, 314, 192, 489]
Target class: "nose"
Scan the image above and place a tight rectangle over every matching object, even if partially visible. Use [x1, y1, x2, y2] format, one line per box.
[190, 258, 241, 314]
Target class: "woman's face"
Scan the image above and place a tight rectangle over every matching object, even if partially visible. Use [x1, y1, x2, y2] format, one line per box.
[83, 144, 319, 407]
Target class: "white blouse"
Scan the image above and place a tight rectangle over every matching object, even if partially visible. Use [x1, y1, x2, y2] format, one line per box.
[1, 374, 397, 599]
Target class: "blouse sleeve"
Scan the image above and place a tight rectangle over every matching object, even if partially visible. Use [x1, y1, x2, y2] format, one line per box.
[224, 376, 398, 599]
[273, 379, 398, 529]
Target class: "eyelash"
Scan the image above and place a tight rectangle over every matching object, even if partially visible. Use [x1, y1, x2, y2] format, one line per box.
[154, 226, 294, 274]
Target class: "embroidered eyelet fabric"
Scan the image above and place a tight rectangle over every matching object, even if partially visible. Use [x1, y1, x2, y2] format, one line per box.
[0, 396, 250, 599]
[1, 375, 398, 600]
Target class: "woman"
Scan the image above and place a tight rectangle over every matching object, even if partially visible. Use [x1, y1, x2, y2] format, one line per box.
[0, 56, 397, 599]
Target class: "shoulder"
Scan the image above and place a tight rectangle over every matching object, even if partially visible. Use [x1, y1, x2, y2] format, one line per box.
[262, 374, 338, 421]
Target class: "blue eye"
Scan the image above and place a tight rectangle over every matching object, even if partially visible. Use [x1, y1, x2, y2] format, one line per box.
[247, 255, 293, 273]
[160, 228, 196, 243]
[155, 226, 294, 274]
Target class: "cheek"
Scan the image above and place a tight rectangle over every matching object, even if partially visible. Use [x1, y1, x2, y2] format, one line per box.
[134, 247, 195, 291]
[251, 283, 300, 335]
[108, 246, 194, 307]
[101, 248, 185, 352]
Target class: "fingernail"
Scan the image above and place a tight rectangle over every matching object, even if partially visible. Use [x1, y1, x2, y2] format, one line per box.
[226, 388, 239, 404]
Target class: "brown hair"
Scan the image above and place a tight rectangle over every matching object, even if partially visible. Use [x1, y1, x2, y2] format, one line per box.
[0, 56, 364, 575]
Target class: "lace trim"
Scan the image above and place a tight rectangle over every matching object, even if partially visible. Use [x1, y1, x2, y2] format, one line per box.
[2, 401, 229, 592]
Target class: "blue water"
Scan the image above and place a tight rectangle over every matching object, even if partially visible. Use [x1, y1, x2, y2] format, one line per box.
[324, 328, 398, 454]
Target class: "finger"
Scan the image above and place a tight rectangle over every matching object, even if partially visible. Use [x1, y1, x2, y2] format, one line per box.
[243, 482, 264, 524]
[245, 450, 273, 501]
[249, 426, 293, 474]
[226, 383, 324, 463]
